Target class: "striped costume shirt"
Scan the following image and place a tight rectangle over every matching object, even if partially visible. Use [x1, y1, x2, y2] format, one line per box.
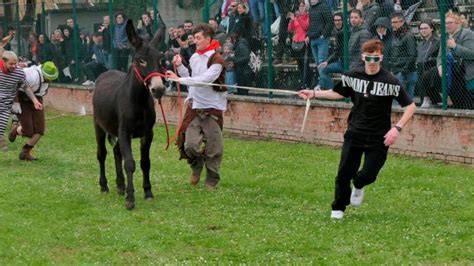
[0, 66, 29, 111]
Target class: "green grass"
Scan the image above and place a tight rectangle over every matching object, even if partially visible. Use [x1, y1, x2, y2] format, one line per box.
[0, 109, 473, 264]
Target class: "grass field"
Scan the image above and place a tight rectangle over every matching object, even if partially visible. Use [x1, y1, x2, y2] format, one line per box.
[0, 109, 473, 264]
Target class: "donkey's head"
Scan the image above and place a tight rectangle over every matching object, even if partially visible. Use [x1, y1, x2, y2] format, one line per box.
[126, 19, 166, 99]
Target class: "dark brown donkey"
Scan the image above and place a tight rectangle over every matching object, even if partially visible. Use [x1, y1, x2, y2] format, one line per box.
[92, 20, 166, 210]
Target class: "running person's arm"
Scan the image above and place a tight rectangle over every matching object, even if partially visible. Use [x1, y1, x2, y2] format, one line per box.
[23, 86, 43, 110]
[383, 102, 416, 146]
[298, 89, 345, 100]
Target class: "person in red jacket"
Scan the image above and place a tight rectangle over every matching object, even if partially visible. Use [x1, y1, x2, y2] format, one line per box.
[288, 1, 310, 89]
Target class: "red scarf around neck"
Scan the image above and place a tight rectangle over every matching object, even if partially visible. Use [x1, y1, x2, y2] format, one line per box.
[196, 39, 221, 55]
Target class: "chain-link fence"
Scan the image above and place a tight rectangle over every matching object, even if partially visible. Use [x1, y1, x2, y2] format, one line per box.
[2, 0, 473, 110]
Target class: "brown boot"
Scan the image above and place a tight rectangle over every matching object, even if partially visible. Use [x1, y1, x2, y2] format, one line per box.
[19, 144, 37, 161]
[189, 173, 201, 186]
[8, 122, 18, 142]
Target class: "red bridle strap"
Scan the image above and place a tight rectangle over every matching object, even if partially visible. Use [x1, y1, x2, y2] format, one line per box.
[132, 63, 166, 85]
[132, 63, 170, 150]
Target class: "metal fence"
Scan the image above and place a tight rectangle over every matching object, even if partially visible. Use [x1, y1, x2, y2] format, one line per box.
[2, 0, 473, 110]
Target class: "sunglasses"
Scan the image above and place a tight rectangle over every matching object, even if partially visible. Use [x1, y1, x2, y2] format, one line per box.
[363, 55, 382, 62]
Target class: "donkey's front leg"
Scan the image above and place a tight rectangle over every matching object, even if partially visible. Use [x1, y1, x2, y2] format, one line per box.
[140, 129, 154, 200]
[119, 131, 136, 210]
[95, 125, 109, 193]
[113, 142, 126, 195]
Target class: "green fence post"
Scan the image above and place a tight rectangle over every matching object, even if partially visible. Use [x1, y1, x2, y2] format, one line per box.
[439, 0, 447, 110]
[16, 0, 22, 56]
[108, 0, 116, 70]
[265, 0, 273, 98]
[153, 0, 158, 32]
[2, 4, 7, 36]
[202, 0, 209, 22]
[342, 0, 349, 71]
[72, 0, 80, 82]
[41, 0, 46, 34]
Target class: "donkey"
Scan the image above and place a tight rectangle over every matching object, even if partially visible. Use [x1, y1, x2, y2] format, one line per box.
[92, 20, 166, 210]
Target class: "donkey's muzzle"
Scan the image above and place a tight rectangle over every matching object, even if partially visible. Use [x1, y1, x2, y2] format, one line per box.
[150, 86, 165, 99]
[149, 76, 166, 99]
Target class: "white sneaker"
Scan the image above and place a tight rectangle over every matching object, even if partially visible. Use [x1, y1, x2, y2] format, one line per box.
[314, 85, 321, 91]
[330, 210, 344, 219]
[350, 188, 364, 207]
[421, 97, 432, 108]
[82, 80, 94, 86]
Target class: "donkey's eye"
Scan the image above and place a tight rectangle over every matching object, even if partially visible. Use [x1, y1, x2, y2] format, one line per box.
[138, 59, 147, 67]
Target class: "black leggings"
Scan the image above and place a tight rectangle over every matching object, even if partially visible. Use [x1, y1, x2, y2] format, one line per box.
[332, 131, 389, 211]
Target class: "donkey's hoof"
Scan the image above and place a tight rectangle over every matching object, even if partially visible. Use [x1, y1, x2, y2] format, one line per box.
[117, 187, 125, 196]
[125, 201, 135, 210]
[100, 187, 109, 194]
[144, 191, 154, 200]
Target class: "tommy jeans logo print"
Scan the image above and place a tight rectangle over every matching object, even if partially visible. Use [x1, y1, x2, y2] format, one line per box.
[341, 75, 401, 97]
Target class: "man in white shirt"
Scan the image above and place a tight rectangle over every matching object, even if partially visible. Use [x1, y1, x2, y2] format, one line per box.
[9, 61, 59, 160]
[166, 24, 226, 189]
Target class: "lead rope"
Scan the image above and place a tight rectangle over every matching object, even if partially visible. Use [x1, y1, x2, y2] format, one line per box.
[165, 62, 184, 150]
[132, 64, 171, 150]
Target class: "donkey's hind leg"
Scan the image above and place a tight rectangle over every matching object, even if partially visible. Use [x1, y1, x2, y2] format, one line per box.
[113, 142, 126, 195]
[140, 130, 154, 200]
[95, 125, 109, 193]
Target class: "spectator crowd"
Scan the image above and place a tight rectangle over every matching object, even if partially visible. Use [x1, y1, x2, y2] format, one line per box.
[2, 0, 473, 109]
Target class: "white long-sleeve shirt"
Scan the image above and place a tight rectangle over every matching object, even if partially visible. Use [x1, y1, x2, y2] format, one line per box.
[21, 65, 49, 97]
[177, 50, 227, 111]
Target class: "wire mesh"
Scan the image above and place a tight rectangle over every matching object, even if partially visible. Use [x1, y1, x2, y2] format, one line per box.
[1, 0, 473, 109]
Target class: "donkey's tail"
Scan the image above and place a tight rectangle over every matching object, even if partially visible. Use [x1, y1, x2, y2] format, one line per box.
[107, 134, 117, 146]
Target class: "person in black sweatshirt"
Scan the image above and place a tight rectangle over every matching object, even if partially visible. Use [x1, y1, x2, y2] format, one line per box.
[298, 39, 416, 220]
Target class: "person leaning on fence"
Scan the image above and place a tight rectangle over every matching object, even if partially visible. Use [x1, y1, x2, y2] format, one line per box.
[288, 0, 310, 89]
[414, 20, 440, 108]
[390, 11, 417, 99]
[318, 12, 344, 90]
[36, 33, 54, 64]
[228, 31, 252, 95]
[1, 26, 16, 51]
[209, 18, 227, 46]
[297, 39, 416, 220]
[357, 0, 381, 29]
[231, 3, 253, 42]
[348, 9, 372, 69]
[82, 33, 108, 86]
[432, 11, 474, 110]
[9, 62, 59, 161]
[98, 15, 111, 67]
[371, 16, 393, 71]
[165, 24, 227, 189]
[273, 0, 298, 65]
[306, 0, 333, 89]
[137, 12, 154, 42]
[50, 29, 67, 83]
[223, 42, 237, 94]
[113, 13, 130, 72]
[0, 51, 37, 152]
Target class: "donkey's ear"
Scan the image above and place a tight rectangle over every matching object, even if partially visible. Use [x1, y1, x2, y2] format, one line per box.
[126, 19, 142, 49]
[150, 13, 166, 49]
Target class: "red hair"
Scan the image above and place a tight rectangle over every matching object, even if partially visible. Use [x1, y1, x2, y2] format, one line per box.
[362, 39, 384, 54]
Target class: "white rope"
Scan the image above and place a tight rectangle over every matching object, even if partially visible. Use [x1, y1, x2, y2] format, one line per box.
[168, 79, 299, 95]
[301, 98, 311, 133]
[169, 79, 311, 133]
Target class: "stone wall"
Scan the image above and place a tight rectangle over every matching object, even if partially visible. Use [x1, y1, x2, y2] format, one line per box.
[44, 85, 474, 165]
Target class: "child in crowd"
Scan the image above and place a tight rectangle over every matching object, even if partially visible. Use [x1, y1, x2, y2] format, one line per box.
[223, 43, 236, 94]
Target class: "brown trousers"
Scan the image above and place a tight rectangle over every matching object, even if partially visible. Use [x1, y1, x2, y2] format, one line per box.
[19, 97, 45, 137]
[184, 113, 224, 185]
